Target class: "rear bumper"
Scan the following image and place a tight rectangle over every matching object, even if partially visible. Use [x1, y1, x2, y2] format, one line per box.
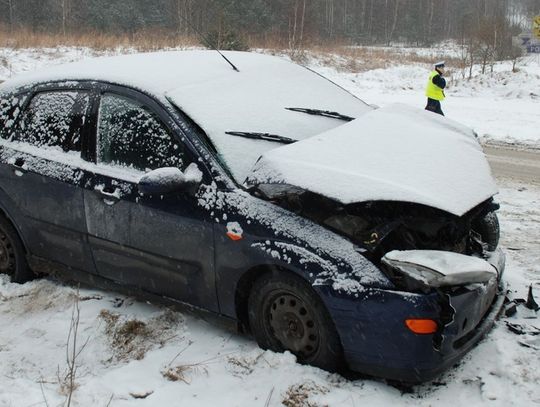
[321, 275, 506, 383]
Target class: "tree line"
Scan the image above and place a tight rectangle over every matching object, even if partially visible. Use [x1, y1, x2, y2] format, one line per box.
[0, 0, 539, 48]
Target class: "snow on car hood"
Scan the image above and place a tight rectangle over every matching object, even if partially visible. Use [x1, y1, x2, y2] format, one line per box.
[247, 104, 498, 217]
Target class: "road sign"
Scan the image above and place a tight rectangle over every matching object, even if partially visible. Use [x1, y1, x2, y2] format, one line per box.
[534, 16, 540, 39]
[518, 30, 540, 53]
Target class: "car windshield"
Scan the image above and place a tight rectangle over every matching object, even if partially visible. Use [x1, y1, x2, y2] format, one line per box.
[165, 54, 373, 184]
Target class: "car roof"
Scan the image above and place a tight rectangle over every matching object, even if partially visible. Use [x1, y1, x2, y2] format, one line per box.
[0, 50, 317, 97]
[1, 51, 373, 183]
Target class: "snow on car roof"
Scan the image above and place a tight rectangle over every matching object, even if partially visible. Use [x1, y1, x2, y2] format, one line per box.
[0, 50, 256, 95]
[0, 50, 373, 183]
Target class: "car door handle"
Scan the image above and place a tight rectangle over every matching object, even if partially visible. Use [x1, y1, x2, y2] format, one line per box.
[11, 157, 27, 176]
[94, 186, 121, 206]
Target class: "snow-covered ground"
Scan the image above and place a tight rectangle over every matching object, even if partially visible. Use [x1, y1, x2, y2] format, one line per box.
[0, 46, 539, 406]
[307, 55, 540, 149]
[0, 179, 538, 407]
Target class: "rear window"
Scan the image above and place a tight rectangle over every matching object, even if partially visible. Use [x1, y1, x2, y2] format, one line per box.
[13, 91, 90, 152]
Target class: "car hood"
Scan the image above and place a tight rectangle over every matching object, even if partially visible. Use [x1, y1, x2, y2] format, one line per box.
[246, 104, 498, 217]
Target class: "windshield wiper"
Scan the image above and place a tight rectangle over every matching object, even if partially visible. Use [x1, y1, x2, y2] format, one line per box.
[225, 131, 296, 144]
[286, 107, 355, 122]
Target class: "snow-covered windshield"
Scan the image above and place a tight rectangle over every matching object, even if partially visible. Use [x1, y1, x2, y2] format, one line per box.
[165, 54, 372, 184]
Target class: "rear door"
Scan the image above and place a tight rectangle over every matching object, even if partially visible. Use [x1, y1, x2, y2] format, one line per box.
[83, 86, 217, 310]
[0, 87, 96, 273]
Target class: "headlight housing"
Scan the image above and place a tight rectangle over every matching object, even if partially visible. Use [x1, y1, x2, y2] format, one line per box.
[381, 250, 497, 288]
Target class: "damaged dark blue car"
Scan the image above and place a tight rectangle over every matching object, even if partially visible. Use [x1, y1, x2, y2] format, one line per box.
[0, 51, 505, 383]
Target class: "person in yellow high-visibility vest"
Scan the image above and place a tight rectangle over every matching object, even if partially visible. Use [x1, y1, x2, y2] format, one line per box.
[425, 61, 446, 116]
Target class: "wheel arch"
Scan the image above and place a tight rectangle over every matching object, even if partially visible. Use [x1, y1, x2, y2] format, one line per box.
[0, 198, 29, 255]
[239, 264, 347, 372]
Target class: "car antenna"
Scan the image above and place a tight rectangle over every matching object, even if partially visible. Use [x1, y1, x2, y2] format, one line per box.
[177, 13, 240, 72]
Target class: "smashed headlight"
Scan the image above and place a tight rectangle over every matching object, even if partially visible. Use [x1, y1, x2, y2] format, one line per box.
[382, 250, 497, 288]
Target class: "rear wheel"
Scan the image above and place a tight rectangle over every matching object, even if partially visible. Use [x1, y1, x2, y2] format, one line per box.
[247, 272, 344, 372]
[0, 215, 33, 283]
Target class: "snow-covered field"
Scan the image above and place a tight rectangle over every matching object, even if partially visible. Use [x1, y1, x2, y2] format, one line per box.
[0, 46, 539, 406]
[307, 55, 540, 149]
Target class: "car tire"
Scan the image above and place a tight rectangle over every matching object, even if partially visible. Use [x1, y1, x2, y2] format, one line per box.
[247, 271, 344, 372]
[473, 211, 500, 251]
[0, 215, 33, 283]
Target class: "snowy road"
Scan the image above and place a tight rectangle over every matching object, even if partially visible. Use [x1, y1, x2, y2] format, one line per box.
[485, 145, 540, 186]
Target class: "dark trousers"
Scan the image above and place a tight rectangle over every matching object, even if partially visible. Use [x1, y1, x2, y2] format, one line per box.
[425, 98, 444, 116]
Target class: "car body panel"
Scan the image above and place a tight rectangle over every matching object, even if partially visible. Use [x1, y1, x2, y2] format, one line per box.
[323, 279, 505, 382]
[206, 186, 392, 318]
[0, 129, 96, 274]
[78, 83, 219, 311]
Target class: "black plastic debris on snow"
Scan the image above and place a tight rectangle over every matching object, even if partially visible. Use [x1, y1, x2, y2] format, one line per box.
[503, 284, 539, 317]
[526, 285, 539, 312]
[517, 340, 540, 350]
[504, 301, 518, 318]
[505, 322, 540, 336]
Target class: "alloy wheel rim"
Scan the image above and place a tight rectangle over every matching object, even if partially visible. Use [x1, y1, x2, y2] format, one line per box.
[267, 293, 320, 359]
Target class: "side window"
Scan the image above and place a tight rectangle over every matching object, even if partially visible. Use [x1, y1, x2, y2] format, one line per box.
[0, 93, 28, 140]
[15, 91, 89, 152]
[97, 94, 184, 171]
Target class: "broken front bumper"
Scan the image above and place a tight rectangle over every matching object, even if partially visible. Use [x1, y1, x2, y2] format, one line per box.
[321, 250, 507, 383]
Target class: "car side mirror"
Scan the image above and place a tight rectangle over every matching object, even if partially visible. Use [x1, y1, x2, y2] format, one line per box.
[138, 164, 203, 196]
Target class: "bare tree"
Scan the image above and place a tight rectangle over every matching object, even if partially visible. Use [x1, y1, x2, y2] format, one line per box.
[58, 288, 91, 407]
[1, 0, 15, 32]
[58, 0, 71, 36]
[0, 0, 528, 50]
[388, 0, 402, 44]
[288, 0, 307, 53]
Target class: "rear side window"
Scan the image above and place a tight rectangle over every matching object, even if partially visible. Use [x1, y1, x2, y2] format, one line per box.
[0, 93, 28, 140]
[97, 94, 184, 171]
[15, 91, 90, 152]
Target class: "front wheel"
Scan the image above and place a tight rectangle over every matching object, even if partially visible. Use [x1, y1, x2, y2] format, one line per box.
[0, 215, 33, 283]
[473, 211, 500, 251]
[247, 272, 344, 372]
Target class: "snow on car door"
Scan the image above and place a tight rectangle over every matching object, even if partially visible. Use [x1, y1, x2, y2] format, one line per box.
[83, 91, 217, 310]
[0, 89, 96, 273]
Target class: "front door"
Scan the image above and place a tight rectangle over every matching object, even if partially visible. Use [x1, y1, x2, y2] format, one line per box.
[83, 89, 217, 310]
